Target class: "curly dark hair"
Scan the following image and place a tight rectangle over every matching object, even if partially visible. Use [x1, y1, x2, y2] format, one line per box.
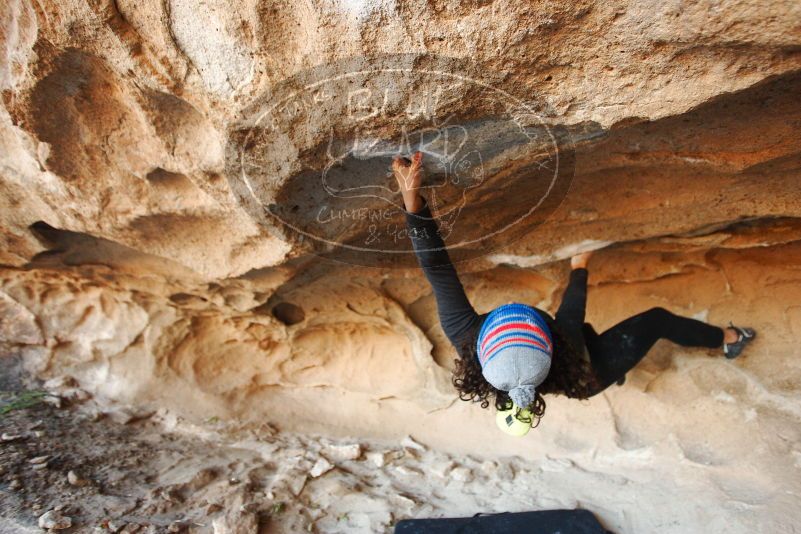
[451, 323, 596, 427]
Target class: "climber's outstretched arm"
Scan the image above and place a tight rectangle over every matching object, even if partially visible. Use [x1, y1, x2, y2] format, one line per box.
[405, 198, 482, 347]
[554, 252, 592, 345]
[394, 153, 481, 348]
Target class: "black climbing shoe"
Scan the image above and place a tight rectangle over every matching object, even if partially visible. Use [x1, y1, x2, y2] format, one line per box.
[723, 323, 756, 359]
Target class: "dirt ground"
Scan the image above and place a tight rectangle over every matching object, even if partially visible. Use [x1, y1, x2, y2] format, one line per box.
[1, 353, 571, 534]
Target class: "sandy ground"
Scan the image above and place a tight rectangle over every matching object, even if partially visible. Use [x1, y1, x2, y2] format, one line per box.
[3, 345, 801, 534]
[3, 353, 609, 534]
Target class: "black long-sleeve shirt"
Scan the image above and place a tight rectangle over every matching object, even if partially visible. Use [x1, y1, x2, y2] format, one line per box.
[405, 198, 596, 394]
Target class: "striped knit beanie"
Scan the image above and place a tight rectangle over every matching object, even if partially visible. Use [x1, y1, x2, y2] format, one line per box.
[476, 303, 553, 410]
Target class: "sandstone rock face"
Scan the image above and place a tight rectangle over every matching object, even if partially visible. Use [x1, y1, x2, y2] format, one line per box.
[1, 1, 801, 532]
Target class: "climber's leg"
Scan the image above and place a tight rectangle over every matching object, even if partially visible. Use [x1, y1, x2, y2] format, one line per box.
[586, 307, 724, 388]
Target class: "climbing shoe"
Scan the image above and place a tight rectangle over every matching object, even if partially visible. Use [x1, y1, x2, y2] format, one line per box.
[723, 323, 756, 359]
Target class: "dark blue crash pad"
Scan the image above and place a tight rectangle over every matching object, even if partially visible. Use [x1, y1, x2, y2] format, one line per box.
[394, 509, 613, 534]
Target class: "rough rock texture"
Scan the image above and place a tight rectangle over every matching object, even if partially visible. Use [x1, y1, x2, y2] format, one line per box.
[2, 1, 801, 532]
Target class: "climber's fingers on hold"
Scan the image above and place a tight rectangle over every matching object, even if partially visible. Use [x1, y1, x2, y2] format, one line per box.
[410, 152, 423, 173]
[391, 157, 406, 176]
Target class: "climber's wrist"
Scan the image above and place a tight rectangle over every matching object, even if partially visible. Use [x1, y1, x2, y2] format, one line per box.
[570, 251, 593, 270]
[403, 192, 424, 214]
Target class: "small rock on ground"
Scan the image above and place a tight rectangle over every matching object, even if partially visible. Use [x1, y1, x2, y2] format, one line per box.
[38, 509, 72, 530]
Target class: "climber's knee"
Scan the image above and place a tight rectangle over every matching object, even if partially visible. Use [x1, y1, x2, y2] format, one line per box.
[644, 306, 671, 320]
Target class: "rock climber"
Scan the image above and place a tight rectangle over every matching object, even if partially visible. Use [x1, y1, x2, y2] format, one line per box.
[393, 151, 756, 433]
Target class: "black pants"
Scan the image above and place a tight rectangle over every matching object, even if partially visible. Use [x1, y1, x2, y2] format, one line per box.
[585, 307, 724, 394]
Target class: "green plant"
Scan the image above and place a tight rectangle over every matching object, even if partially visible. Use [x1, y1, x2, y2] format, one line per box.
[0, 390, 47, 417]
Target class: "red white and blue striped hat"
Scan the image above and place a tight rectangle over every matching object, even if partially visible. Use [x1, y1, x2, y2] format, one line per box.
[476, 303, 553, 409]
